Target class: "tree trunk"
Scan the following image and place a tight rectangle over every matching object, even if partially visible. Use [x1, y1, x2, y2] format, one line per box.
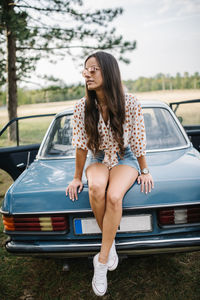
[194, 78, 196, 89]
[162, 76, 165, 90]
[6, 0, 18, 141]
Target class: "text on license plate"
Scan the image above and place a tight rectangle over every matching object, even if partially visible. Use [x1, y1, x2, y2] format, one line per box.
[74, 215, 152, 235]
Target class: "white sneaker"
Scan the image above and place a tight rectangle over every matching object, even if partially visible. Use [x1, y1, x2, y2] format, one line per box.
[107, 240, 119, 271]
[92, 253, 108, 297]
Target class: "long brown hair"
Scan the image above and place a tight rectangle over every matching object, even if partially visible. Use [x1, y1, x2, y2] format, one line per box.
[84, 51, 125, 157]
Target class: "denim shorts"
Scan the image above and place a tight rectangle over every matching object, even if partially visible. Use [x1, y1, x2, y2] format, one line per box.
[84, 145, 140, 175]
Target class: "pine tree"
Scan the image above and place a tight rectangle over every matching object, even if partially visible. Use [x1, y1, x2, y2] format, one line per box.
[0, 0, 136, 140]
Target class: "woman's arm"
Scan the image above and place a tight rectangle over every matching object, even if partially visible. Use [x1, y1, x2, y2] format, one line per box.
[137, 155, 154, 194]
[137, 155, 148, 171]
[74, 148, 88, 180]
[66, 148, 88, 201]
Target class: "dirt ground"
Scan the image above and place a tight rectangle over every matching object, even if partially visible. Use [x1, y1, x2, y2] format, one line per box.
[136, 89, 200, 102]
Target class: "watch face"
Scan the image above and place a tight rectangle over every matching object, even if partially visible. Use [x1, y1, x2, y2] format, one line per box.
[142, 168, 149, 174]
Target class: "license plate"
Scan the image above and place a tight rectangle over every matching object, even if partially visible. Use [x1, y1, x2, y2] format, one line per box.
[74, 215, 152, 235]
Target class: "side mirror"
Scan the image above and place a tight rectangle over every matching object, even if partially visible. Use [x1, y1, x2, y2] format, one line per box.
[178, 116, 183, 124]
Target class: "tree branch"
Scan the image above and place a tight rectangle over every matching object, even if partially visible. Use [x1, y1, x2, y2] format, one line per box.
[16, 44, 135, 51]
[13, 4, 71, 13]
[13, 4, 123, 25]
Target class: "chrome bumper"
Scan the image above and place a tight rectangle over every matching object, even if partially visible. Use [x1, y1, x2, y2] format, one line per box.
[6, 236, 200, 258]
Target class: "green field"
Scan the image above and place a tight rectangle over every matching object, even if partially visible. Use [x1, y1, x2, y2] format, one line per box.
[0, 117, 54, 147]
[0, 170, 200, 300]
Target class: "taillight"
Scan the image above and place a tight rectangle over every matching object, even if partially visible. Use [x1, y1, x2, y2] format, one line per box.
[2, 215, 69, 232]
[158, 206, 200, 226]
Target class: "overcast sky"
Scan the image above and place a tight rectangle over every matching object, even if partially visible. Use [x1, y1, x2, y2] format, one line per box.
[28, 0, 200, 88]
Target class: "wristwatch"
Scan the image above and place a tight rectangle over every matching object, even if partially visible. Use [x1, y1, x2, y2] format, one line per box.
[141, 168, 149, 175]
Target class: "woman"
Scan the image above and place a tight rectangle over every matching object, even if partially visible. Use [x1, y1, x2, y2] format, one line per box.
[66, 51, 154, 296]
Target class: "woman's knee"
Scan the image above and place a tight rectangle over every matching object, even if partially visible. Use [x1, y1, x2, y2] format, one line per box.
[106, 191, 123, 211]
[88, 180, 107, 200]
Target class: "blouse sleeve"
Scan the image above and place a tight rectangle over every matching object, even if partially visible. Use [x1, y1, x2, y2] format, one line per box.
[72, 98, 88, 151]
[129, 95, 146, 157]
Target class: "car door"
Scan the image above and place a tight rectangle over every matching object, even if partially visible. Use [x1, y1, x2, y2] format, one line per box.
[169, 99, 200, 152]
[0, 114, 55, 180]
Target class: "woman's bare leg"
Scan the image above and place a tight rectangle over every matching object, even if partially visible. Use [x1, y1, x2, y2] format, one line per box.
[98, 165, 139, 264]
[86, 163, 109, 230]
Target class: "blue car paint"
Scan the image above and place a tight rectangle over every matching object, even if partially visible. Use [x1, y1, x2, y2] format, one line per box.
[2, 147, 200, 216]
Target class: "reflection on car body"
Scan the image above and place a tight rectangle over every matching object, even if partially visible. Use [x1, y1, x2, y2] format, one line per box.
[1, 101, 200, 259]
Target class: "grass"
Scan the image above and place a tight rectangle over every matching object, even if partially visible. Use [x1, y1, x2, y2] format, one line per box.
[0, 170, 200, 300]
[0, 99, 75, 148]
[0, 116, 54, 147]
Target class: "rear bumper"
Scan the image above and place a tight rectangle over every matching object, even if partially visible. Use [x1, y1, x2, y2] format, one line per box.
[6, 236, 200, 258]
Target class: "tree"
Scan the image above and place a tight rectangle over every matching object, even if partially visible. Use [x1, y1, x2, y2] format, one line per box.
[193, 72, 200, 89]
[0, 0, 136, 140]
[175, 72, 182, 89]
[183, 72, 190, 89]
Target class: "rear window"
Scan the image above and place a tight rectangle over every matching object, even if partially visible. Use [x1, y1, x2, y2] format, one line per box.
[143, 107, 188, 150]
[40, 115, 74, 157]
[39, 107, 188, 158]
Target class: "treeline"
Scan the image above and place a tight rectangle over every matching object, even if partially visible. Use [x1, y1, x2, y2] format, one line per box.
[0, 84, 85, 106]
[124, 72, 200, 93]
[0, 72, 199, 106]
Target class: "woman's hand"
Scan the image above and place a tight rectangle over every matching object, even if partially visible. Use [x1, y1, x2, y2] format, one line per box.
[66, 178, 83, 201]
[137, 173, 154, 194]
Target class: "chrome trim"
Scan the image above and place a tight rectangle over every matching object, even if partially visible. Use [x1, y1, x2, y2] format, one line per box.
[3, 201, 200, 215]
[6, 236, 200, 251]
[118, 246, 200, 255]
[36, 155, 75, 160]
[160, 222, 200, 229]
[36, 143, 192, 160]
[9, 246, 200, 258]
[0, 208, 9, 215]
[118, 237, 200, 246]
[146, 144, 191, 153]
[36, 118, 55, 158]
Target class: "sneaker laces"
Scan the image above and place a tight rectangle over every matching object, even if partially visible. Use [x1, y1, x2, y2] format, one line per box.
[94, 263, 107, 284]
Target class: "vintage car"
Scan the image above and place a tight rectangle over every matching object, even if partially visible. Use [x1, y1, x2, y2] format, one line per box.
[1, 100, 200, 259]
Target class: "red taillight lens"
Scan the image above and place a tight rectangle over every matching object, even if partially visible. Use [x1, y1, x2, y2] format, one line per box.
[2, 215, 69, 232]
[158, 206, 200, 226]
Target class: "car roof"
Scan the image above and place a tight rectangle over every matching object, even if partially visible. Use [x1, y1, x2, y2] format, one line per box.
[55, 100, 170, 119]
[140, 100, 169, 108]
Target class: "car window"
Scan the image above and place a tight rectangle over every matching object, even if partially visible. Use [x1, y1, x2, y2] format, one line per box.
[0, 115, 54, 147]
[171, 102, 200, 126]
[40, 115, 75, 157]
[143, 107, 188, 150]
[39, 107, 188, 158]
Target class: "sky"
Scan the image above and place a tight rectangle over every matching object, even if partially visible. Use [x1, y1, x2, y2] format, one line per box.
[27, 0, 200, 88]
